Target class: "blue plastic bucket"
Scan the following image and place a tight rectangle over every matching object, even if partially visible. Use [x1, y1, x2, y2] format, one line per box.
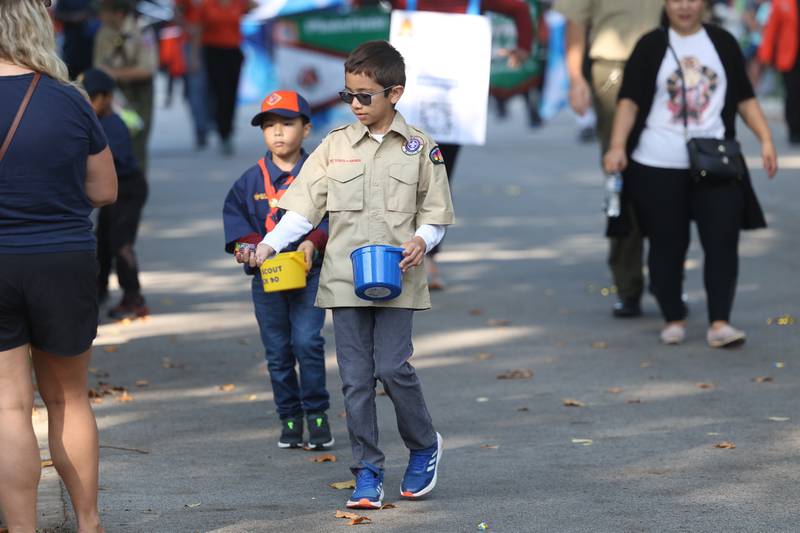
[350, 245, 405, 301]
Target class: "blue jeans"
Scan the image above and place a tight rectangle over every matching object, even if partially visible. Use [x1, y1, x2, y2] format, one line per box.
[251, 268, 329, 418]
[183, 42, 209, 141]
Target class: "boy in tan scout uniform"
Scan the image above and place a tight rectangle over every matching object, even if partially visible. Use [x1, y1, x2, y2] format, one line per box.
[256, 41, 454, 509]
[555, 0, 663, 317]
[94, 0, 157, 173]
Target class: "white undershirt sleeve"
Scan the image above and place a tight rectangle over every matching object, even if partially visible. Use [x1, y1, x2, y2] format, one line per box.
[260, 211, 313, 255]
[415, 224, 446, 253]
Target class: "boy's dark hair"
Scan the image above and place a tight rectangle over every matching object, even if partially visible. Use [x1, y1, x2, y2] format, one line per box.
[344, 41, 405, 88]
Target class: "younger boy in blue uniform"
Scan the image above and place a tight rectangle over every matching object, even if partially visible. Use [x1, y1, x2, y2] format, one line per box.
[80, 68, 149, 319]
[222, 91, 334, 450]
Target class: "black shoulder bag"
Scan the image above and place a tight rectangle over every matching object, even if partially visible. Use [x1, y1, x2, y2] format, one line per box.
[665, 31, 744, 183]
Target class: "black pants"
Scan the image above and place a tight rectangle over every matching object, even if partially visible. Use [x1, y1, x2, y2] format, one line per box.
[97, 177, 148, 299]
[626, 161, 744, 323]
[203, 46, 244, 142]
[783, 58, 800, 141]
[428, 143, 461, 257]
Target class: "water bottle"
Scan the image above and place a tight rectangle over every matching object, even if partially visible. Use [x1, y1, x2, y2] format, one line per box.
[604, 173, 622, 218]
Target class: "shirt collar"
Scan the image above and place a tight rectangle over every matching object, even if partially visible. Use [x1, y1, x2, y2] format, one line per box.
[263, 149, 308, 183]
[346, 111, 412, 146]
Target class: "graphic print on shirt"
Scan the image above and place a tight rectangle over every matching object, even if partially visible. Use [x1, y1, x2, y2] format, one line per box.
[666, 56, 719, 124]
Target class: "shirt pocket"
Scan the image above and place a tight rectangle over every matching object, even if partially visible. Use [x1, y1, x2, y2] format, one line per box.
[386, 163, 419, 214]
[326, 164, 364, 212]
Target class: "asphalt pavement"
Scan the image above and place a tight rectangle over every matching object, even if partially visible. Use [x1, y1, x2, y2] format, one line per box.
[40, 91, 800, 532]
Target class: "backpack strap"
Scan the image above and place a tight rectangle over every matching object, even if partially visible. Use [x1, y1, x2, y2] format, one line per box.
[0, 72, 40, 164]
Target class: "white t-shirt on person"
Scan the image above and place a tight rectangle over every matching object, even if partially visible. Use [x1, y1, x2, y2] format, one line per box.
[632, 27, 727, 169]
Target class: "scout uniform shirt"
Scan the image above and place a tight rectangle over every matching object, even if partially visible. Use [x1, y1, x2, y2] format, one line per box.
[278, 111, 455, 310]
[93, 14, 158, 171]
[554, 0, 663, 61]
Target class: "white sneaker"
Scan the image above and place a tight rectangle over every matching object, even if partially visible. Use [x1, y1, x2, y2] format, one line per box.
[707, 324, 746, 348]
[660, 323, 686, 345]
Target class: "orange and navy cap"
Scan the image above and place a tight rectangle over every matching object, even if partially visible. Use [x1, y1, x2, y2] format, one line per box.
[251, 90, 311, 126]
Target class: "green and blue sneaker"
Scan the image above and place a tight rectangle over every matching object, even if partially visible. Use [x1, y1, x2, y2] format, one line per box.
[306, 412, 335, 450]
[277, 415, 303, 449]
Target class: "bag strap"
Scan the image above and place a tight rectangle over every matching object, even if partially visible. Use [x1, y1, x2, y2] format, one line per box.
[663, 30, 689, 141]
[0, 72, 40, 164]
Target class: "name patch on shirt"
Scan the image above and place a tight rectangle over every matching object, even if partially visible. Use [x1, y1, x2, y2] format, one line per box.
[329, 158, 363, 164]
[402, 136, 423, 156]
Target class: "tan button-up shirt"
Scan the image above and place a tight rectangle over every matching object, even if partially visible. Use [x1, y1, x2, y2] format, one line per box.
[279, 112, 455, 310]
[94, 15, 158, 74]
[554, 0, 663, 61]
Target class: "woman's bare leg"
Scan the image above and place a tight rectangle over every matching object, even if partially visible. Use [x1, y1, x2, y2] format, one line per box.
[0, 344, 39, 533]
[32, 348, 103, 533]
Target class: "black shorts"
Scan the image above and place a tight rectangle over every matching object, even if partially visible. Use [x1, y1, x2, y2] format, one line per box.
[0, 251, 98, 356]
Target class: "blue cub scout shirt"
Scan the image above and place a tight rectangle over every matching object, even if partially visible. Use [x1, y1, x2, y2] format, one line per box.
[222, 150, 328, 273]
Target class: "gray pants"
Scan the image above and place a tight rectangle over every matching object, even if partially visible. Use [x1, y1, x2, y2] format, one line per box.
[332, 308, 436, 473]
[592, 60, 645, 301]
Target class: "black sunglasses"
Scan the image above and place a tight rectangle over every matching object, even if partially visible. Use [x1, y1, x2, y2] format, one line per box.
[338, 86, 396, 106]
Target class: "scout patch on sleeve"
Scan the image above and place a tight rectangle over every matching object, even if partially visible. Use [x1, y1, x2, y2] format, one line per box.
[401, 136, 424, 155]
[429, 145, 445, 165]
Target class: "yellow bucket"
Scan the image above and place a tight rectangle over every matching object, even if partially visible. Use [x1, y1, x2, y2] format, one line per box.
[259, 251, 307, 293]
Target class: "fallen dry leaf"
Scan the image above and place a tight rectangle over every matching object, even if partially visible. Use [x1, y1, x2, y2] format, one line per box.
[695, 383, 717, 390]
[103, 345, 118, 353]
[714, 441, 736, 449]
[238, 338, 251, 346]
[135, 380, 149, 387]
[607, 387, 624, 394]
[752, 376, 774, 383]
[775, 362, 786, 369]
[766, 314, 796, 326]
[219, 384, 236, 392]
[335, 510, 372, 525]
[161, 298, 174, 306]
[562, 399, 586, 407]
[338, 410, 347, 418]
[571, 438, 593, 446]
[476, 352, 495, 361]
[517, 406, 530, 412]
[591, 341, 609, 350]
[497, 369, 533, 380]
[376, 389, 387, 397]
[554, 340, 566, 349]
[379, 503, 396, 510]
[476, 397, 489, 402]
[480, 444, 499, 449]
[247, 394, 258, 401]
[626, 398, 643, 404]
[310, 454, 336, 463]
[468, 308, 483, 316]
[41, 459, 54, 468]
[330, 480, 356, 490]
[640, 361, 652, 369]
[486, 319, 511, 327]
[768, 416, 790, 422]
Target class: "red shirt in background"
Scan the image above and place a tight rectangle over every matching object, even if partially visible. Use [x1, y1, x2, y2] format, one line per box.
[355, 0, 534, 51]
[197, 0, 249, 48]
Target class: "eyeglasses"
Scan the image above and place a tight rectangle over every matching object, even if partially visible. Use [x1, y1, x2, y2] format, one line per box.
[338, 86, 397, 106]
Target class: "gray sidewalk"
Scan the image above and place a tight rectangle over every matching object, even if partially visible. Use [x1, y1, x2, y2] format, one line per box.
[47, 93, 800, 532]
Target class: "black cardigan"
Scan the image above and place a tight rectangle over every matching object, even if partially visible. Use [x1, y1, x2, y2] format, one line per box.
[607, 24, 767, 236]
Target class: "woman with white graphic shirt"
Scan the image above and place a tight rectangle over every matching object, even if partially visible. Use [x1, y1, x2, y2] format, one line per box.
[603, 0, 777, 347]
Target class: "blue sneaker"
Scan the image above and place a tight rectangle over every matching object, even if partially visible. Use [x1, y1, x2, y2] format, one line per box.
[401, 432, 443, 498]
[346, 462, 384, 509]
